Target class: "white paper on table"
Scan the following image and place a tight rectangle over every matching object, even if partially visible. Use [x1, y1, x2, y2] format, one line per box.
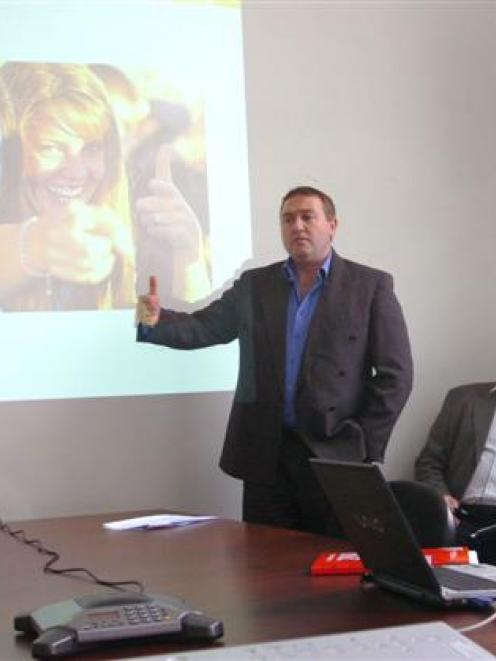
[103, 514, 217, 531]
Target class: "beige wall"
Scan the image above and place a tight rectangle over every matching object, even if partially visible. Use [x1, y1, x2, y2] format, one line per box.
[1, 1, 495, 520]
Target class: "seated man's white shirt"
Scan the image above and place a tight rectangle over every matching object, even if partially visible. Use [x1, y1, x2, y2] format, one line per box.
[463, 409, 496, 500]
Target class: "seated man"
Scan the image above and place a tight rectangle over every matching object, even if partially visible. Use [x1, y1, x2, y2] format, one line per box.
[415, 382, 496, 561]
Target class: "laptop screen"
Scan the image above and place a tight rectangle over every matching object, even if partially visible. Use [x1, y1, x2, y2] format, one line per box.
[310, 459, 440, 595]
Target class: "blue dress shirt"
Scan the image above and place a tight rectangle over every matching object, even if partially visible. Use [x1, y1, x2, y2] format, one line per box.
[282, 253, 332, 428]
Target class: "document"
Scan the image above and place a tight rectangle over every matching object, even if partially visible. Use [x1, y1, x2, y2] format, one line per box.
[103, 514, 217, 531]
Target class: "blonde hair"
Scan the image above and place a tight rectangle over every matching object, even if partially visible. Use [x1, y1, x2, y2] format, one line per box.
[0, 74, 16, 217]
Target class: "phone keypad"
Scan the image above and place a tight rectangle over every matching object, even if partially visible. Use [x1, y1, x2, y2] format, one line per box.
[123, 603, 171, 625]
[77, 601, 182, 642]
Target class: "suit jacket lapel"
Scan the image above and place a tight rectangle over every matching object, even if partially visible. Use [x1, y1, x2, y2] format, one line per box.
[258, 265, 289, 397]
[303, 252, 348, 361]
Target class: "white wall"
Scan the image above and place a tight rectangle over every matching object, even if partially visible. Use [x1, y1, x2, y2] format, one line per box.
[1, 0, 495, 521]
[243, 0, 496, 478]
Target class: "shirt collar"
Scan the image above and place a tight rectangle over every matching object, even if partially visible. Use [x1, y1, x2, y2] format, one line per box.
[282, 249, 333, 283]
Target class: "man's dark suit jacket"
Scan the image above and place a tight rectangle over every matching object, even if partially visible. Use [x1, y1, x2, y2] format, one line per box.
[138, 252, 413, 485]
[415, 383, 496, 499]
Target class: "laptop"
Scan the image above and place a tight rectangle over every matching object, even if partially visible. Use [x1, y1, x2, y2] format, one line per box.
[310, 458, 496, 606]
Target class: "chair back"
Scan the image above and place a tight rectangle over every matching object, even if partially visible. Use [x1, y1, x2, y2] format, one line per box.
[456, 500, 496, 564]
[389, 480, 457, 547]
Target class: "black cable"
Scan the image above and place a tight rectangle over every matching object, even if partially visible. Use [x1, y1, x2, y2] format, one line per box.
[470, 522, 496, 541]
[0, 517, 145, 593]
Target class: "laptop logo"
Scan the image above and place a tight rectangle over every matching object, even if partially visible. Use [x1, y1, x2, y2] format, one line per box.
[352, 513, 385, 534]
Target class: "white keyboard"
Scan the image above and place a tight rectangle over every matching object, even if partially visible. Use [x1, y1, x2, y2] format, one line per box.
[131, 621, 494, 660]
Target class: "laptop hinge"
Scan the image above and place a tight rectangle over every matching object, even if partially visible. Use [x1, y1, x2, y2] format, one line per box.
[372, 573, 445, 607]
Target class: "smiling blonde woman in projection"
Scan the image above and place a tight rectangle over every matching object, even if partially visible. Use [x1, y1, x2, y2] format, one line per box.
[0, 62, 135, 311]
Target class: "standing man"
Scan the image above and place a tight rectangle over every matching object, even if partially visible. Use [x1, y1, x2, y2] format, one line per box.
[137, 186, 413, 535]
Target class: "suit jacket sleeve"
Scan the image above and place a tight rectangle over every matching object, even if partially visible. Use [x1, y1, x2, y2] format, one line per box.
[137, 279, 242, 349]
[414, 390, 455, 495]
[357, 272, 413, 461]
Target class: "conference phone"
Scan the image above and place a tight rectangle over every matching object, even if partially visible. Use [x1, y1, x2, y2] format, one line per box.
[14, 591, 224, 658]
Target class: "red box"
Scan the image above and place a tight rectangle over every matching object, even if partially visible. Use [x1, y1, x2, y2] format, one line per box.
[310, 547, 476, 576]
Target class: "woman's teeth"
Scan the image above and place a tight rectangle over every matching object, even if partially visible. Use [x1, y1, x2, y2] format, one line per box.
[48, 184, 84, 203]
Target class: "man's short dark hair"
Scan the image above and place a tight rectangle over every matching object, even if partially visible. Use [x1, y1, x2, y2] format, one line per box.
[280, 186, 336, 220]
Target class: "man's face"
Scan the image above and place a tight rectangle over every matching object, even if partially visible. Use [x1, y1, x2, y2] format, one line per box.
[280, 194, 337, 265]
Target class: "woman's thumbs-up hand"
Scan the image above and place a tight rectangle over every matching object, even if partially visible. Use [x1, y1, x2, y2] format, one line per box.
[135, 144, 202, 266]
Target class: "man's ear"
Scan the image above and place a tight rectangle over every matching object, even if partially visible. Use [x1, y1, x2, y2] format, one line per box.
[330, 215, 338, 241]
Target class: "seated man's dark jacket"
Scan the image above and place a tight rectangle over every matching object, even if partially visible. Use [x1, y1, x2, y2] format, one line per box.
[138, 252, 413, 485]
[415, 383, 496, 499]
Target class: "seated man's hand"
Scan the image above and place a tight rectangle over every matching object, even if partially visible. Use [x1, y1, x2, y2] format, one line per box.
[443, 494, 460, 514]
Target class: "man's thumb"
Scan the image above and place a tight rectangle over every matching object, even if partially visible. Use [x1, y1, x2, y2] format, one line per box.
[149, 275, 158, 296]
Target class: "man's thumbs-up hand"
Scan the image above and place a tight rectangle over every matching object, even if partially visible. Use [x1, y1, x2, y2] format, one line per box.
[136, 275, 161, 327]
[150, 275, 158, 294]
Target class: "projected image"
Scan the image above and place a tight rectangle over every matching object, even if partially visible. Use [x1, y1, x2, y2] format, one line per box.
[0, 61, 211, 312]
[0, 1, 250, 401]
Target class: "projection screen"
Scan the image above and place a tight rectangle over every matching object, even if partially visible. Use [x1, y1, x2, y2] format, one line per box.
[0, 1, 250, 401]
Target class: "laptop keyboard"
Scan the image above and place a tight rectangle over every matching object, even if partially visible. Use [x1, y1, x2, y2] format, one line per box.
[434, 566, 496, 590]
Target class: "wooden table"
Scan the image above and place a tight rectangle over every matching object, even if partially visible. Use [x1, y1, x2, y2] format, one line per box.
[1, 512, 495, 659]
